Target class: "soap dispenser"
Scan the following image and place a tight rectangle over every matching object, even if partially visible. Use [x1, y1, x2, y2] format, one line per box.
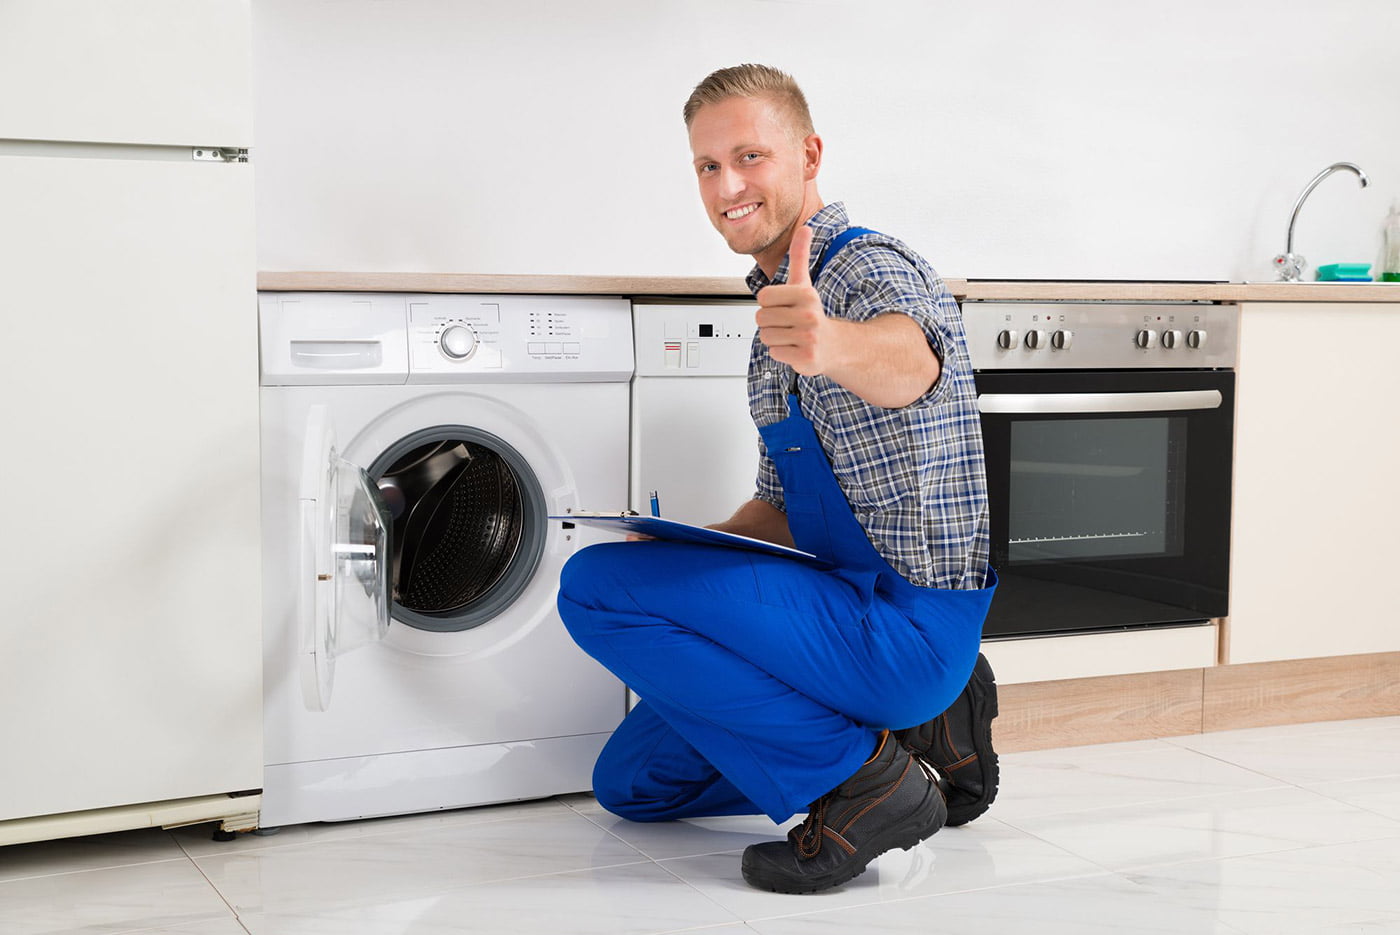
[1383, 201, 1400, 283]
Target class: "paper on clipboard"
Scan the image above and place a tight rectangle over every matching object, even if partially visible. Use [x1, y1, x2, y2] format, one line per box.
[550, 512, 825, 564]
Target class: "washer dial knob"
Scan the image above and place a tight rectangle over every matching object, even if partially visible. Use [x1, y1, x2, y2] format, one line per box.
[439, 324, 477, 360]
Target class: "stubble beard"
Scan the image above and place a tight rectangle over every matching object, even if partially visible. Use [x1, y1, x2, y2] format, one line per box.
[718, 196, 801, 261]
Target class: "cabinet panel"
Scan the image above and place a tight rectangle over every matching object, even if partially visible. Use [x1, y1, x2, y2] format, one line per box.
[1228, 303, 1400, 663]
[0, 0, 251, 145]
[0, 154, 260, 820]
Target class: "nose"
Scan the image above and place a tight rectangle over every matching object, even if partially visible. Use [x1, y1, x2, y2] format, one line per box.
[716, 165, 744, 202]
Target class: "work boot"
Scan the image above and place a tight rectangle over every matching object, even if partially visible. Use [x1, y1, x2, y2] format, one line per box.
[740, 731, 946, 894]
[893, 652, 999, 826]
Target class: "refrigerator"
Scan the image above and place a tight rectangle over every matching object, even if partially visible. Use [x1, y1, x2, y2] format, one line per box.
[0, 1, 262, 844]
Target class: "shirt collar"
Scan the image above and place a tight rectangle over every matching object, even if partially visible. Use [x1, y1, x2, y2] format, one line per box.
[745, 202, 851, 294]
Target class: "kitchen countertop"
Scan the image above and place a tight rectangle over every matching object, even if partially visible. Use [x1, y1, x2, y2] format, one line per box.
[257, 272, 1400, 303]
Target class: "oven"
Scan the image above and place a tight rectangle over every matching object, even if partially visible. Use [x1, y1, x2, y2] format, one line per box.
[963, 301, 1238, 639]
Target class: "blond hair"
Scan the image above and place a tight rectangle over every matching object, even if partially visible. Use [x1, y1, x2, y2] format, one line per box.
[682, 64, 814, 139]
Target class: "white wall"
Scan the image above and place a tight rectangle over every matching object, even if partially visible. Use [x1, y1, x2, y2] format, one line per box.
[252, 0, 1399, 283]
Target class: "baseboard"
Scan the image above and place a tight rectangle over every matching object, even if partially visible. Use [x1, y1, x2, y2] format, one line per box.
[993, 651, 1400, 752]
[993, 668, 1204, 752]
[1202, 652, 1400, 732]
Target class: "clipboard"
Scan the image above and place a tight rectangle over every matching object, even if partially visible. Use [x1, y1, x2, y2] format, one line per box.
[550, 512, 825, 564]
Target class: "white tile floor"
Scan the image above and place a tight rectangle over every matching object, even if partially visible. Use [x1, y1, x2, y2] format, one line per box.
[4, 716, 1400, 934]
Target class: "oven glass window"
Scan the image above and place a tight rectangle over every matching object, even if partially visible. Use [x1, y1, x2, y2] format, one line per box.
[1008, 416, 1187, 564]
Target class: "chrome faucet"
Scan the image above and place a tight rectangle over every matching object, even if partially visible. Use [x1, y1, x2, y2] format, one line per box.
[1273, 162, 1369, 282]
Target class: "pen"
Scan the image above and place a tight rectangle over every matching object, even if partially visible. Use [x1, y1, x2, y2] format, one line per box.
[649, 490, 661, 517]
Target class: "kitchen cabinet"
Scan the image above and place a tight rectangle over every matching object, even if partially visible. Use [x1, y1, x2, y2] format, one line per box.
[1227, 302, 1400, 664]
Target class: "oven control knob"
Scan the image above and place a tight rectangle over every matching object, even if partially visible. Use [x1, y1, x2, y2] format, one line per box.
[1050, 329, 1073, 350]
[439, 324, 478, 360]
[1024, 329, 1046, 350]
[996, 329, 1019, 350]
[1134, 328, 1158, 349]
[1162, 329, 1183, 349]
[1187, 329, 1207, 349]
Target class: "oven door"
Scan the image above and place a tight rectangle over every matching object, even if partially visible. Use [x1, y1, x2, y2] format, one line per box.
[976, 369, 1234, 639]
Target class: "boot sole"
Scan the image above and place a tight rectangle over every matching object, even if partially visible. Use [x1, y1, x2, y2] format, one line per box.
[740, 783, 947, 895]
[944, 656, 999, 827]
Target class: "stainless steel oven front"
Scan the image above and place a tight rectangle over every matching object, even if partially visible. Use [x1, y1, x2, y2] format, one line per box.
[963, 301, 1238, 639]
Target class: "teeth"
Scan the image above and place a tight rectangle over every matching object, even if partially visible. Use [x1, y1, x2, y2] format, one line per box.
[726, 204, 758, 220]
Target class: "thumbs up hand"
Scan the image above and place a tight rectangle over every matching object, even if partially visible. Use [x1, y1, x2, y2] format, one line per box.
[754, 224, 832, 376]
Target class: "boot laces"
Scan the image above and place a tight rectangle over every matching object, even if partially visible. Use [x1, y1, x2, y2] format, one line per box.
[791, 728, 951, 860]
[896, 729, 944, 786]
[790, 793, 831, 859]
[789, 755, 941, 860]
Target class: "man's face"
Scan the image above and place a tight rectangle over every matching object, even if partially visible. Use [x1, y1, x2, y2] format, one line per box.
[688, 96, 812, 264]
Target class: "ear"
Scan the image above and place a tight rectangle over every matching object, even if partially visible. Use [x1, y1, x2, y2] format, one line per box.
[803, 133, 823, 181]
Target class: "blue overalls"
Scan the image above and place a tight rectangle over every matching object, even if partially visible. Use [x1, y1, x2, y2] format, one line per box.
[557, 231, 997, 824]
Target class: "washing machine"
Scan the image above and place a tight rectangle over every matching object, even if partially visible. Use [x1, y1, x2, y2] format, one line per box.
[258, 291, 631, 826]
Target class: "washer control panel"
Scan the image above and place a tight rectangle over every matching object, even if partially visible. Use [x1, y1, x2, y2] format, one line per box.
[405, 294, 633, 382]
[963, 302, 1238, 370]
[412, 300, 504, 370]
[259, 292, 634, 385]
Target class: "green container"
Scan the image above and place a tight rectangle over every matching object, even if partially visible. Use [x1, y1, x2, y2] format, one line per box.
[1315, 263, 1372, 282]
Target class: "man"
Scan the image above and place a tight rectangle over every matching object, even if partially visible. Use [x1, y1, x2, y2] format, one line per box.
[557, 64, 998, 895]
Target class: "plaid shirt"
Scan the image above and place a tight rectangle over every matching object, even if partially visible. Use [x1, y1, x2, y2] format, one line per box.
[746, 202, 989, 589]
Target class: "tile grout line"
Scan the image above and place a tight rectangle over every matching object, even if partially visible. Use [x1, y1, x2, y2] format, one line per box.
[0, 853, 192, 888]
[166, 799, 596, 867]
[171, 828, 253, 934]
[564, 796, 1180, 926]
[1102, 834, 1400, 879]
[987, 775, 1295, 825]
[1105, 865, 1255, 935]
[562, 795, 771, 930]
[559, 797, 806, 928]
[1155, 742, 1389, 794]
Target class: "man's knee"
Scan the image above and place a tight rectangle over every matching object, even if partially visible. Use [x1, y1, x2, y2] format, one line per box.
[557, 542, 635, 644]
[590, 763, 645, 820]
[590, 735, 665, 822]
[591, 764, 687, 823]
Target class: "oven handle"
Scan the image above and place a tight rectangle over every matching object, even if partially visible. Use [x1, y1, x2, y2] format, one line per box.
[977, 389, 1223, 415]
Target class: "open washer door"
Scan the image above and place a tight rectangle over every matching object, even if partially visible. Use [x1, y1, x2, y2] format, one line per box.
[298, 405, 392, 712]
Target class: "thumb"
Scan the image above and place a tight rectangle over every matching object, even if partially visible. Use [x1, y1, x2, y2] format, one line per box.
[785, 224, 814, 286]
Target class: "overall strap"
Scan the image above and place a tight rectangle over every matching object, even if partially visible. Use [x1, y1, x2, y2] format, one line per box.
[811, 226, 879, 282]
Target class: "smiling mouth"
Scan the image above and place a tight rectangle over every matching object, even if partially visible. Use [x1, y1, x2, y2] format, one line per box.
[724, 203, 760, 221]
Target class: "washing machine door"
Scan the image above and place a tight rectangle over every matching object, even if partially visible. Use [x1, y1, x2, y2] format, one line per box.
[299, 404, 392, 712]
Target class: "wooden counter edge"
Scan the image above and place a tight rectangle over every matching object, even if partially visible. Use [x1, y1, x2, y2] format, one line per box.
[256, 271, 751, 296]
[257, 271, 1400, 303]
[956, 281, 1400, 303]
